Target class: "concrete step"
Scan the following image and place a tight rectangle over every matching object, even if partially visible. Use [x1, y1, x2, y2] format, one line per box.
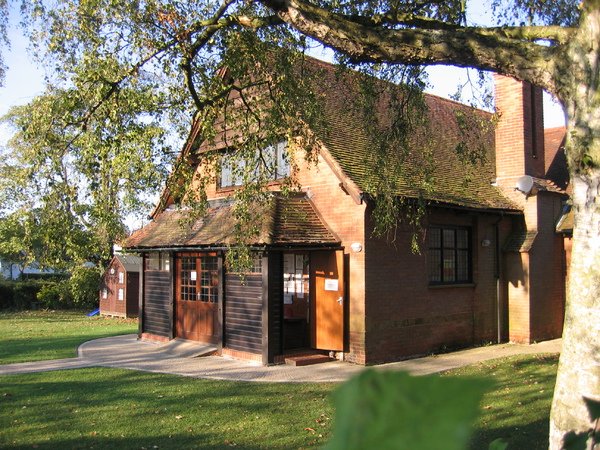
[285, 353, 334, 366]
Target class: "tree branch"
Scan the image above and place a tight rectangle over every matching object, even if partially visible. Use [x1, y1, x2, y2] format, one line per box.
[259, 0, 565, 94]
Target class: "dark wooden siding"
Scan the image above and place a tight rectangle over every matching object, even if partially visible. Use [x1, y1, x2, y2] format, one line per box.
[224, 273, 263, 353]
[126, 273, 140, 317]
[143, 271, 171, 337]
[268, 252, 283, 359]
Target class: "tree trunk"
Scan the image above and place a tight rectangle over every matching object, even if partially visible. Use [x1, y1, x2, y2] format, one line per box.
[549, 169, 600, 449]
[549, 4, 600, 447]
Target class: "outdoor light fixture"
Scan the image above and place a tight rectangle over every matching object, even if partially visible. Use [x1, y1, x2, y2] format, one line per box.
[350, 242, 363, 253]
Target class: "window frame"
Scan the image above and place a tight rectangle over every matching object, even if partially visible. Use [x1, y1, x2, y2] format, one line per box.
[145, 253, 170, 272]
[178, 253, 219, 303]
[427, 225, 472, 285]
[218, 141, 290, 189]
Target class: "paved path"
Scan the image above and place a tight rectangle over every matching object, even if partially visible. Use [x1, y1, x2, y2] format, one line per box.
[0, 335, 561, 382]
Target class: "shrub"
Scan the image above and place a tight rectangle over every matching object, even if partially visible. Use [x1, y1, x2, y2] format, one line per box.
[0, 280, 46, 309]
[37, 282, 72, 309]
[0, 266, 101, 310]
[67, 266, 101, 309]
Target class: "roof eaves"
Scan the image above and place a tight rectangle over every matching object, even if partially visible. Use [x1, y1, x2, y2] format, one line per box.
[317, 143, 364, 205]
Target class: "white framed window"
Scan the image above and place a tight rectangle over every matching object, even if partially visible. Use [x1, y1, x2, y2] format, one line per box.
[118, 271, 124, 284]
[146, 253, 170, 272]
[118, 288, 124, 301]
[102, 288, 108, 299]
[219, 141, 289, 188]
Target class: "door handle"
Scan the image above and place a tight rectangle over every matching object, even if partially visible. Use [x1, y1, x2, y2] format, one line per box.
[337, 297, 343, 305]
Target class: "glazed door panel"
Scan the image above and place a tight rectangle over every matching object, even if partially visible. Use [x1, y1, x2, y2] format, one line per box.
[311, 250, 344, 351]
[175, 253, 219, 344]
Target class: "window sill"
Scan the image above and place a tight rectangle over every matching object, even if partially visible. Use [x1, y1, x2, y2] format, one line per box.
[216, 179, 287, 194]
[428, 283, 476, 289]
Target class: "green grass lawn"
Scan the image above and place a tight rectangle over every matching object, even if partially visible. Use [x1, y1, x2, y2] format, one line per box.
[0, 368, 335, 449]
[0, 310, 137, 364]
[0, 354, 558, 449]
[0, 311, 558, 449]
[446, 353, 558, 450]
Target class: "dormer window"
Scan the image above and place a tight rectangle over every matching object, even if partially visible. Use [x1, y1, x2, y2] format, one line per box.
[219, 141, 290, 189]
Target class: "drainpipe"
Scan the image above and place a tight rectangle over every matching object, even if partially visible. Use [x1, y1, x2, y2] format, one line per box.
[494, 216, 503, 344]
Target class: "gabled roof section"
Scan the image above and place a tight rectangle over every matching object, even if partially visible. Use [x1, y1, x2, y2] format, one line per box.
[302, 57, 520, 212]
[125, 194, 339, 250]
[150, 54, 521, 218]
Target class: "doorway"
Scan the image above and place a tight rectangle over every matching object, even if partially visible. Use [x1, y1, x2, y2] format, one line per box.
[281, 250, 345, 352]
[282, 252, 310, 350]
[175, 252, 220, 343]
[310, 250, 344, 351]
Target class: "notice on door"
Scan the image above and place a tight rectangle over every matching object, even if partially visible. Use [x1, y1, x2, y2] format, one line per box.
[324, 278, 338, 291]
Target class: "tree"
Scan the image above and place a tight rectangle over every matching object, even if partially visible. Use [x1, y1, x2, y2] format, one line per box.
[1, 0, 596, 447]
[1, 82, 173, 269]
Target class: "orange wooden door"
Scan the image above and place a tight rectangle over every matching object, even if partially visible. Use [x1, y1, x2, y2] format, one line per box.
[311, 250, 344, 351]
[175, 254, 219, 344]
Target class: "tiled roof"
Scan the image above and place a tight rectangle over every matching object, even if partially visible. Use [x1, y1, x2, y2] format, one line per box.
[556, 205, 573, 233]
[504, 230, 538, 252]
[125, 195, 339, 249]
[303, 57, 520, 212]
[544, 127, 569, 192]
[115, 254, 142, 272]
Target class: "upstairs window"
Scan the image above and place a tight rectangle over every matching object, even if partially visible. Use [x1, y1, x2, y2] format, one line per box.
[428, 226, 471, 285]
[219, 141, 290, 188]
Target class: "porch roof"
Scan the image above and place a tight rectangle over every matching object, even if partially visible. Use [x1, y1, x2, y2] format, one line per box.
[124, 195, 339, 250]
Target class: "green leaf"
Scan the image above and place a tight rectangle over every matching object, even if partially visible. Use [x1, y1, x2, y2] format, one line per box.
[488, 438, 509, 450]
[323, 369, 492, 450]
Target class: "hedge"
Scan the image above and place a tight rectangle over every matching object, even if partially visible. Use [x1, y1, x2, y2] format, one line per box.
[0, 268, 101, 310]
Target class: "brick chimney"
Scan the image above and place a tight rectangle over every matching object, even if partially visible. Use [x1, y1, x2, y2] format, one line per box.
[493, 74, 545, 185]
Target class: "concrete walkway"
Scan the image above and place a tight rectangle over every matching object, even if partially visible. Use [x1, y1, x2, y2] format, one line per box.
[0, 335, 561, 382]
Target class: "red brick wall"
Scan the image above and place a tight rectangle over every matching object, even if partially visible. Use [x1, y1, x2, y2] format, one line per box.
[295, 152, 368, 364]
[494, 75, 546, 182]
[363, 207, 513, 364]
[528, 193, 565, 340]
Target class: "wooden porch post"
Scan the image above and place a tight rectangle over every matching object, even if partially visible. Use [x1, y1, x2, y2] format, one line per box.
[138, 253, 144, 339]
[217, 252, 224, 354]
[261, 252, 270, 365]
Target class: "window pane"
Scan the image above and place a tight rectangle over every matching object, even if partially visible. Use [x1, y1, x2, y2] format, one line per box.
[146, 253, 160, 271]
[220, 154, 233, 187]
[443, 229, 455, 248]
[456, 229, 469, 249]
[428, 228, 441, 248]
[428, 249, 441, 283]
[160, 254, 170, 272]
[262, 145, 277, 179]
[276, 141, 290, 178]
[180, 256, 197, 301]
[457, 250, 469, 281]
[199, 256, 218, 303]
[442, 250, 456, 282]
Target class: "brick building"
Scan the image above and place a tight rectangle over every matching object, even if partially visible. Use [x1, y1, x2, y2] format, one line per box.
[124, 59, 568, 365]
